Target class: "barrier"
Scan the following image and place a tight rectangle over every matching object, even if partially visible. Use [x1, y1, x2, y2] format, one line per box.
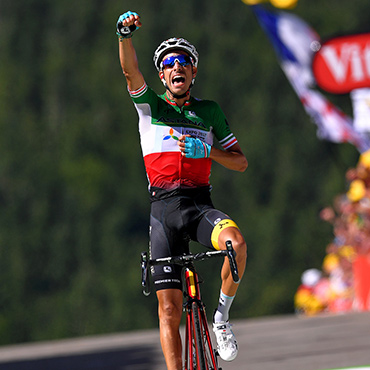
[353, 255, 370, 311]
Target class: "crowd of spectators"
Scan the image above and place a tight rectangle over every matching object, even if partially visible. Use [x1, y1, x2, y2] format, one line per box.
[294, 150, 370, 316]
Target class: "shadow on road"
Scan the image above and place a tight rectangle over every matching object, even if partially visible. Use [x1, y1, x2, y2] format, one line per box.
[0, 345, 158, 370]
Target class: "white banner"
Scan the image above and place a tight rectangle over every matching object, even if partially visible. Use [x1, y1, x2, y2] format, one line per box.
[351, 88, 370, 134]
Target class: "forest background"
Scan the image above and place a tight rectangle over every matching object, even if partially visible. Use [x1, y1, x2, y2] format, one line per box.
[0, 0, 368, 345]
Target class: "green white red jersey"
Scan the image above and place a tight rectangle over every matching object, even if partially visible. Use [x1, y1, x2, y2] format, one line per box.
[129, 83, 238, 190]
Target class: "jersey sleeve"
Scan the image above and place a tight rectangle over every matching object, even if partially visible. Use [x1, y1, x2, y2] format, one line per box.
[128, 82, 157, 104]
[211, 102, 238, 150]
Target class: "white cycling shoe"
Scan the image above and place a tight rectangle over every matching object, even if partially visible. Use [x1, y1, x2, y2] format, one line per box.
[212, 321, 238, 361]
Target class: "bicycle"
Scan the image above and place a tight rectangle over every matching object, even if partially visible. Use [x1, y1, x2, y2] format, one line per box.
[141, 240, 239, 370]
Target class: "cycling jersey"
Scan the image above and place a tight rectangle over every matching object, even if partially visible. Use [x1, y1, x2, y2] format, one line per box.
[129, 83, 238, 190]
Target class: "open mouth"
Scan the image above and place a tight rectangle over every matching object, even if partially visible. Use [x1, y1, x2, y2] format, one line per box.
[172, 75, 185, 87]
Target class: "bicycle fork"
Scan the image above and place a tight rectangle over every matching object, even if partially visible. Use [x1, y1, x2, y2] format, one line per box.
[183, 267, 221, 370]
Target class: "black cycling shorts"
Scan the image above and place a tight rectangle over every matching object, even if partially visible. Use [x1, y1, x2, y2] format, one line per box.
[149, 186, 239, 292]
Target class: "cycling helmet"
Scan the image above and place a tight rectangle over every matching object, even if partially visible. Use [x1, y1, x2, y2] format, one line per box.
[153, 37, 199, 71]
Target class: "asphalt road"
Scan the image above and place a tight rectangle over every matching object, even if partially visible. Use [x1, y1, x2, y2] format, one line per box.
[0, 312, 369, 370]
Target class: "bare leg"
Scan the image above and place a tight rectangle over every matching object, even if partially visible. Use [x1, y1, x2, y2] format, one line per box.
[157, 289, 183, 370]
[212, 227, 247, 361]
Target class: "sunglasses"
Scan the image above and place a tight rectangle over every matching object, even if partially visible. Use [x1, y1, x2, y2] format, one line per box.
[161, 54, 192, 69]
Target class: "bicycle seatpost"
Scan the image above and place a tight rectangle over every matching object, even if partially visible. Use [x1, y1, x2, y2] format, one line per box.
[225, 240, 240, 284]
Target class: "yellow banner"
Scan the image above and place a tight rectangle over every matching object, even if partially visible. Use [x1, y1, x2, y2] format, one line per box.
[241, 0, 298, 9]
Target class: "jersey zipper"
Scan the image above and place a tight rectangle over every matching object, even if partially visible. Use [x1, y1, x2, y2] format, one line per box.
[179, 125, 183, 186]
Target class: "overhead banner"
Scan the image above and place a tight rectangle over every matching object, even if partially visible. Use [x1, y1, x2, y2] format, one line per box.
[313, 33, 370, 94]
[351, 88, 370, 134]
[241, 0, 298, 9]
[251, 5, 370, 153]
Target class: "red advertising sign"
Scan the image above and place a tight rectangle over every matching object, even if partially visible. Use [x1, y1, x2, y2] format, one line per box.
[312, 33, 370, 94]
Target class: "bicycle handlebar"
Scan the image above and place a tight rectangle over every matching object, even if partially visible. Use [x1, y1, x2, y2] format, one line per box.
[141, 240, 240, 296]
[225, 240, 240, 284]
[141, 252, 151, 296]
[150, 250, 227, 265]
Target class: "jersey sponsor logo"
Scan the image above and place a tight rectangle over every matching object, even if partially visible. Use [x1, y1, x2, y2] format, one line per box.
[183, 128, 208, 141]
[217, 220, 231, 230]
[214, 217, 222, 225]
[154, 278, 181, 285]
[156, 116, 206, 128]
[163, 266, 173, 273]
[162, 127, 209, 144]
[163, 128, 179, 141]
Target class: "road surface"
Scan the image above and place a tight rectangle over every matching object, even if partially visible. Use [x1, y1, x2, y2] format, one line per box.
[0, 312, 369, 370]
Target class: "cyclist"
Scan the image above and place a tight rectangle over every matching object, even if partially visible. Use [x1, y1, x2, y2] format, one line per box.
[117, 11, 248, 370]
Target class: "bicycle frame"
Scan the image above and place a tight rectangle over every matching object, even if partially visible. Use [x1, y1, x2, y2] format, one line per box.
[140, 241, 239, 370]
[183, 265, 220, 370]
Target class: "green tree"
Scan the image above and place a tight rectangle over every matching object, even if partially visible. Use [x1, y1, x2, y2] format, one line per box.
[0, 0, 366, 344]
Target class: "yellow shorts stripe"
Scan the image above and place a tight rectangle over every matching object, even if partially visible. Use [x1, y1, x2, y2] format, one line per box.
[211, 219, 239, 250]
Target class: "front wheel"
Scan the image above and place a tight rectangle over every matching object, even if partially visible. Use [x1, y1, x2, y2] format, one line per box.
[190, 302, 221, 370]
[191, 302, 207, 370]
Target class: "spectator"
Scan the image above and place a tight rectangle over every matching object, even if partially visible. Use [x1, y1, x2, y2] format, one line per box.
[295, 150, 370, 315]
